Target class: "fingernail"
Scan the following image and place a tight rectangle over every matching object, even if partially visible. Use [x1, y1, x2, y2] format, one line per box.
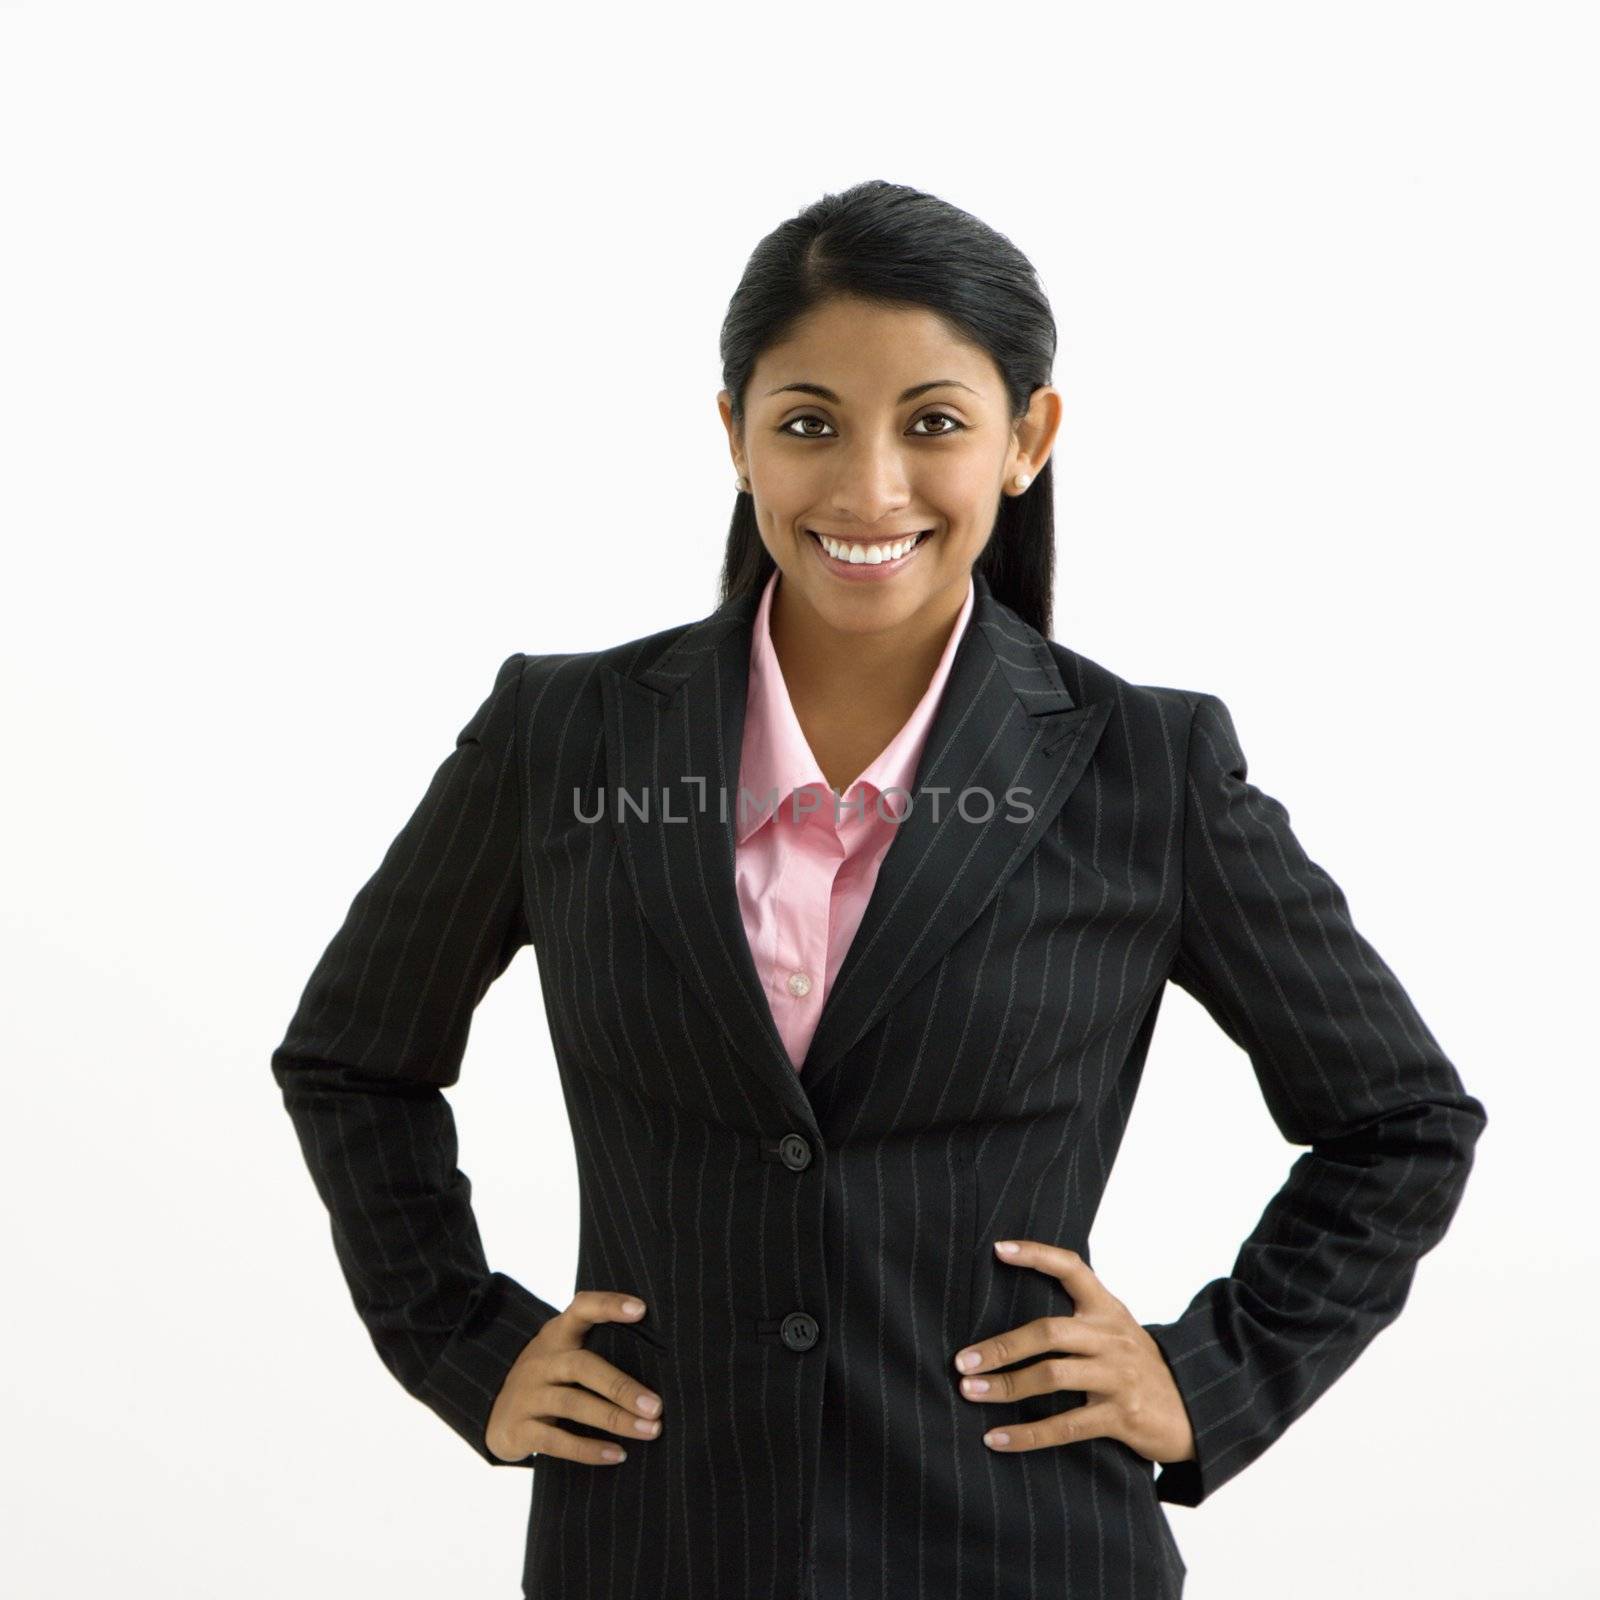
[985, 1431, 1009, 1448]
[956, 1349, 981, 1371]
[601, 1446, 626, 1462]
[995, 1240, 1020, 1256]
[636, 1393, 661, 1417]
[622, 1299, 645, 1315]
[962, 1376, 990, 1395]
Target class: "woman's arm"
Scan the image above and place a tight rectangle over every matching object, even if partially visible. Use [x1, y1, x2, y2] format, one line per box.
[269, 649, 563, 1467]
[1141, 691, 1489, 1507]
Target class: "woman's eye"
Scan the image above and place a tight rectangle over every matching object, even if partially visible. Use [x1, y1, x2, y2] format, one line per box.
[779, 411, 967, 439]
[782, 415, 835, 439]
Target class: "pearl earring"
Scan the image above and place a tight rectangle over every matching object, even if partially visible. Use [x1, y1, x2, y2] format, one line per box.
[736, 475, 750, 493]
[1013, 472, 1032, 491]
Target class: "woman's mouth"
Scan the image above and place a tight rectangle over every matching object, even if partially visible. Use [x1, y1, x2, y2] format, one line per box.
[806, 526, 935, 579]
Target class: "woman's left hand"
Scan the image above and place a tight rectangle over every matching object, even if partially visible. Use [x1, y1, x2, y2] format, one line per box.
[954, 1238, 1197, 1468]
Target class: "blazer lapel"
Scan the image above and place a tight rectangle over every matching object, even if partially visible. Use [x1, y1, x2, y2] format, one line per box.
[599, 570, 1112, 1112]
[601, 582, 806, 1116]
[798, 577, 1111, 1093]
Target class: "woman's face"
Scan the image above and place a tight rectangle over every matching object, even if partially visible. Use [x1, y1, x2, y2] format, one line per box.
[720, 296, 1060, 638]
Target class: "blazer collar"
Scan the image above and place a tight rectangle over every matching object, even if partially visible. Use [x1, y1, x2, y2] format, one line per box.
[599, 568, 1112, 1124]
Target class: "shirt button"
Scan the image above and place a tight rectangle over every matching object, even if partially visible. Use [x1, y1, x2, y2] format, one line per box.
[786, 970, 813, 998]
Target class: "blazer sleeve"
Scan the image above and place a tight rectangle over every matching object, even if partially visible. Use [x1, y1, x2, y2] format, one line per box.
[1140, 690, 1488, 1508]
[269, 649, 563, 1468]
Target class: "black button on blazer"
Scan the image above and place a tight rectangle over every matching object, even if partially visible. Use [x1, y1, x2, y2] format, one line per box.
[271, 569, 1487, 1599]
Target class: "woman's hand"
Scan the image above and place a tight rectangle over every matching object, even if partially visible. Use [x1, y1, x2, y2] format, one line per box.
[954, 1239, 1196, 1469]
[485, 1290, 665, 1466]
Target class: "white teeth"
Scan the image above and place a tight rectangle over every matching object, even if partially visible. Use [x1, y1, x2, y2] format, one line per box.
[814, 530, 927, 564]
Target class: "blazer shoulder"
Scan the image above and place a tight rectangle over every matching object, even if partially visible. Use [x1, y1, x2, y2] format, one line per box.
[1042, 637, 1204, 727]
[502, 607, 718, 736]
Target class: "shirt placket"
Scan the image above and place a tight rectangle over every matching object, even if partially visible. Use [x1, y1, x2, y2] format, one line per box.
[773, 785, 844, 1037]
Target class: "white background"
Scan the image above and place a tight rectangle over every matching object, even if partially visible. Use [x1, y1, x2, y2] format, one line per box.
[2, 3, 1591, 1596]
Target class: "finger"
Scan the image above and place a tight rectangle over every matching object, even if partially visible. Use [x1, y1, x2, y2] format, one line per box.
[534, 1377, 665, 1443]
[564, 1347, 666, 1420]
[561, 1289, 652, 1343]
[954, 1312, 1107, 1377]
[993, 1239, 1119, 1313]
[959, 1353, 1119, 1406]
[517, 1416, 633, 1466]
[982, 1399, 1121, 1455]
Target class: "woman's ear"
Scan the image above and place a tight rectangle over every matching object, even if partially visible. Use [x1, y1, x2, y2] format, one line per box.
[716, 389, 744, 478]
[1009, 384, 1063, 484]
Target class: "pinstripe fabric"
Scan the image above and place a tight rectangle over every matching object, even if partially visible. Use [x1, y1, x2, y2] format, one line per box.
[270, 571, 1486, 1599]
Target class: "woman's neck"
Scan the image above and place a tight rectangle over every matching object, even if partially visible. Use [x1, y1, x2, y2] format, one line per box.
[767, 574, 967, 792]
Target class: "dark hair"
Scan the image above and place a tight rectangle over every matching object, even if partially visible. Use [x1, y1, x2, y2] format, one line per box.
[716, 179, 1059, 638]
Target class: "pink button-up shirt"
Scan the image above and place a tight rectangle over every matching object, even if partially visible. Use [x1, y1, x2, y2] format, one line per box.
[734, 567, 976, 1072]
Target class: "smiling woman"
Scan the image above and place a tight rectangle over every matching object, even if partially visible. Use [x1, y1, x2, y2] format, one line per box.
[720, 295, 1060, 676]
[270, 178, 1487, 1600]
[710, 291, 1065, 802]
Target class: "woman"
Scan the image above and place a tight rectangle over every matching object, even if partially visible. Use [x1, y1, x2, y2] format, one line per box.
[271, 179, 1488, 1599]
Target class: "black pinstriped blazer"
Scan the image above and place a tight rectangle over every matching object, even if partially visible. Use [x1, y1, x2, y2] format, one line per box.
[271, 568, 1487, 1599]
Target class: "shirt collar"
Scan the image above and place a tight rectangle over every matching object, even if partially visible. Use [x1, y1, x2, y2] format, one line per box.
[735, 566, 976, 843]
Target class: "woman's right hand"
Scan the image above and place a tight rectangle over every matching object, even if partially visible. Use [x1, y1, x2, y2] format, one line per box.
[485, 1290, 665, 1466]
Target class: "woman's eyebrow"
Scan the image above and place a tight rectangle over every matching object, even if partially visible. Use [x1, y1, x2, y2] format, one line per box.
[763, 379, 979, 403]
